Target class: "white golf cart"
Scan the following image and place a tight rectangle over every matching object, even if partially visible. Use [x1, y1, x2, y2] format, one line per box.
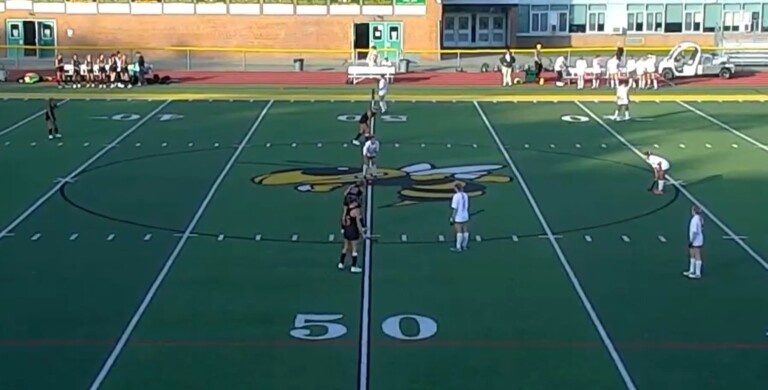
[657, 42, 736, 80]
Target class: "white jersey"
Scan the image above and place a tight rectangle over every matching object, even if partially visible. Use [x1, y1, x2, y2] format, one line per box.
[607, 57, 619, 74]
[616, 84, 630, 105]
[451, 191, 470, 223]
[647, 154, 670, 170]
[575, 59, 588, 75]
[378, 78, 388, 97]
[592, 57, 603, 73]
[689, 214, 704, 246]
[554, 56, 567, 71]
[363, 139, 379, 157]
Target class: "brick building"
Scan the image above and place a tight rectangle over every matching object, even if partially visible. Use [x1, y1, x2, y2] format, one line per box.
[1, 0, 767, 62]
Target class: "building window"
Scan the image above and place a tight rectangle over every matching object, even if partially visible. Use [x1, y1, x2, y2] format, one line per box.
[684, 4, 703, 32]
[570, 5, 587, 33]
[763, 4, 768, 32]
[703, 4, 722, 33]
[646, 5, 664, 32]
[723, 4, 742, 32]
[743, 4, 761, 32]
[551, 5, 569, 33]
[531, 5, 549, 33]
[627, 5, 644, 32]
[588, 5, 606, 32]
[665, 4, 683, 33]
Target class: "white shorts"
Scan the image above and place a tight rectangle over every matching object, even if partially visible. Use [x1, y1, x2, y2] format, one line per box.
[690, 238, 704, 248]
[617, 98, 629, 106]
[454, 212, 469, 223]
[378, 92, 386, 99]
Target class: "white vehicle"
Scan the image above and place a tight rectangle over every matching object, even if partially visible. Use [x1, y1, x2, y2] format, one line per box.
[657, 42, 736, 80]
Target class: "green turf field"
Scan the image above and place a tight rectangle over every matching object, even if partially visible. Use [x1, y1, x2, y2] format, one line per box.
[1, 94, 768, 390]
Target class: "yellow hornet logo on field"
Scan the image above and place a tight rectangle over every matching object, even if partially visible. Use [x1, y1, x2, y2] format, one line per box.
[252, 163, 512, 207]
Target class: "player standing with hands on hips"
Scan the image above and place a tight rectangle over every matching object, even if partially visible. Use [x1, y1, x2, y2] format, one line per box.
[450, 182, 470, 252]
[684, 206, 704, 279]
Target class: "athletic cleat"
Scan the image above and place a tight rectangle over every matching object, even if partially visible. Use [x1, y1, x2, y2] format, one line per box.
[351, 139, 361, 146]
[450, 247, 462, 252]
[48, 135, 54, 140]
[337, 263, 345, 270]
[55, 134, 62, 139]
[350, 266, 362, 273]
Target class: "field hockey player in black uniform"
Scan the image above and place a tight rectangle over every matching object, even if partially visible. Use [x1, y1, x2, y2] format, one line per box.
[339, 196, 365, 273]
[351, 107, 375, 146]
[45, 99, 61, 140]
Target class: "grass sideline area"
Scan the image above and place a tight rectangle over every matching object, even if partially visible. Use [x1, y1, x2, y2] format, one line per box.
[1, 83, 768, 101]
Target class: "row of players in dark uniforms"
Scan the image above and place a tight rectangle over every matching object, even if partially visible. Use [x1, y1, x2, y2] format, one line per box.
[338, 105, 379, 272]
[54, 51, 142, 89]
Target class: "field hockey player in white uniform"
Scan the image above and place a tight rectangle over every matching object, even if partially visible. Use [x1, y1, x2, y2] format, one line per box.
[574, 57, 588, 89]
[362, 135, 380, 179]
[644, 151, 670, 195]
[612, 81, 631, 121]
[450, 182, 470, 252]
[377, 76, 388, 113]
[591, 55, 603, 89]
[684, 206, 704, 279]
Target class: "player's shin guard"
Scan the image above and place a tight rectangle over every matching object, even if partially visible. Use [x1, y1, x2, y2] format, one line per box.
[688, 258, 695, 274]
[380, 100, 387, 113]
[461, 232, 470, 249]
[455, 233, 462, 250]
[339, 252, 346, 265]
[657, 179, 665, 192]
[362, 164, 369, 177]
[694, 260, 702, 276]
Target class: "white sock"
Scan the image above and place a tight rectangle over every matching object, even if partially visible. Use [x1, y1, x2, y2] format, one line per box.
[461, 232, 470, 248]
[652, 79, 658, 89]
[370, 164, 377, 177]
[362, 164, 368, 177]
[613, 110, 619, 118]
[688, 258, 695, 273]
[657, 180, 665, 192]
[380, 100, 387, 112]
[624, 110, 630, 119]
[694, 260, 702, 276]
[455, 233, 462, 250]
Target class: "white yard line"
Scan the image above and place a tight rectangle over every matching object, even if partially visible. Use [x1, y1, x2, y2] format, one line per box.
[576, 101, 768, 273]
[0, 99, 70, 138]
[88, 100, 274, 389]
[0, 100, 170, 239]
[474, 101, 637, 390]
[358, 95, 376, 390]
[677, 100, 768, 153]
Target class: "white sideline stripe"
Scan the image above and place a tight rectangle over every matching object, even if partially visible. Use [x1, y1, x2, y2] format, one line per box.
[678, 101, 768, 154]
[576, 101, 768, 273]
[723, 235, 748, 240]
[88, 100, 274, 390]
[0, 99, 70, 138]
[31, 233, 41, 241]
[475, 101, 637, 390]
[0, 100, 172, 240]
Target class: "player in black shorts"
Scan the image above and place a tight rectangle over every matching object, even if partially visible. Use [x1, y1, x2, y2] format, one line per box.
[45, 98, 61, 140]
[351, 107, 375, 146]
[338, 196, 364, 273]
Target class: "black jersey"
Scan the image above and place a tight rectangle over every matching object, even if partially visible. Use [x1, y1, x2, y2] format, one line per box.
[343, 205, 362, 241]
[45, 105, 56, 122]
[359, 111, 375, 124]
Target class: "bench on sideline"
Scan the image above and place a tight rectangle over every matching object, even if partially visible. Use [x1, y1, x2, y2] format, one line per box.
[346, 65, 395, 85]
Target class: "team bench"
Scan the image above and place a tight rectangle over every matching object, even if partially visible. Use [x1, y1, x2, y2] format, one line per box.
[346, 65, 396, 85]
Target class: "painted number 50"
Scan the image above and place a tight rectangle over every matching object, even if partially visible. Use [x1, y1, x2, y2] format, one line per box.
[289, 313, 438, 341]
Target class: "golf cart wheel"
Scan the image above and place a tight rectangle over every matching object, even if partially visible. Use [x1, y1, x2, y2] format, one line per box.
[661, 68, 674, 81]
[719, 68, 733, 79]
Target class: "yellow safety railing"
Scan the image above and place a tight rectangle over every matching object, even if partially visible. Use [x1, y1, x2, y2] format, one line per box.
[3, 44, 766, 70]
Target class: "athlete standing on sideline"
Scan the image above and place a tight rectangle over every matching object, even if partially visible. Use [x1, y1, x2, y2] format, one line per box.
[351, 107, 375, 146]
[450, 182, 470, 252]
[612, 80, 631, 121]
[339, 197, 364, 273]
[644, 151, 670, 195]
[362, 134, 380, 179]
[377, 76, 388, 113]
[684, 206, 704, 279]
[45, 98, 62, 140]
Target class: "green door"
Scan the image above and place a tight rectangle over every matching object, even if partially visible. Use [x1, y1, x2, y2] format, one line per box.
[384, 22, 403, 63]
[37, 21, 56, 58]
[5, 21, 24, 59]
[369, 21, 386, 59]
